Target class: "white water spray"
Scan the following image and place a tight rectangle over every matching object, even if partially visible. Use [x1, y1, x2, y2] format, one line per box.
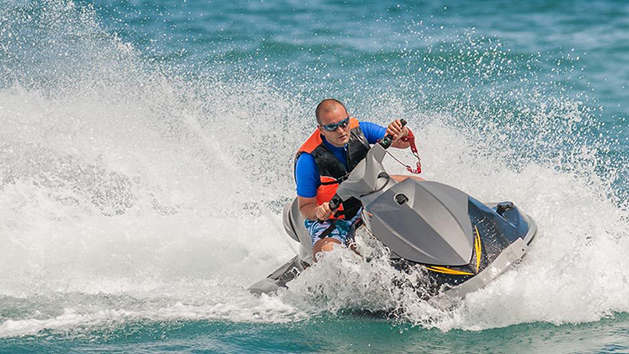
[1, 0, 629, 339]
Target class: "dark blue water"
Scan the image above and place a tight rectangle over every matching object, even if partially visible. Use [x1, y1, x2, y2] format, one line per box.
[1, 0, 629, 352]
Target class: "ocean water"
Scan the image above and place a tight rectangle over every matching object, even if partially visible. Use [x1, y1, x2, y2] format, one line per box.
[1, 0, 629, 352]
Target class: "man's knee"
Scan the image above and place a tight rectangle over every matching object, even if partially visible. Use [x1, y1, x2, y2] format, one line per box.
[391, 174, 424, 182]
[313, 237, 342, 260]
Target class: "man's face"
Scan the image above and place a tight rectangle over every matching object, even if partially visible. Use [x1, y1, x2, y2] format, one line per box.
[318, 107, 351, 147]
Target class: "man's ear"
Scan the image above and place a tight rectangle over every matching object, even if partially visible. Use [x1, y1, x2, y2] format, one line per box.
[317, 125, 324, 133]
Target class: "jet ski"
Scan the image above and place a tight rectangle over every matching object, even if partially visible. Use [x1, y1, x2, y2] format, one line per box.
[249, 122, 537, 299]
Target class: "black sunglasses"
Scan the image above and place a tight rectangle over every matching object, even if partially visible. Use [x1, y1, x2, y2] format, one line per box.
[320, 116, 350, 131]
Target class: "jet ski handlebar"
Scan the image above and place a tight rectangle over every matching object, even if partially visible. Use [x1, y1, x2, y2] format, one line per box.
[328, 119, 407, 212]
[378, 119, 407, 149]
[329, 194, 343, 211]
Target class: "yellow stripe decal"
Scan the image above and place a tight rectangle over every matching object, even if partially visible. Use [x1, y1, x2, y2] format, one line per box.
[424, 228, 483, 276]
[474, 226, 482, 273]
[425, 266, 474, 276]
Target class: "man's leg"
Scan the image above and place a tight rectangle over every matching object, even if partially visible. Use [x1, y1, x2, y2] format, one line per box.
[313, 237, 342, 259]
[305, 217, 359, 261]
[391, 174, 424, 182]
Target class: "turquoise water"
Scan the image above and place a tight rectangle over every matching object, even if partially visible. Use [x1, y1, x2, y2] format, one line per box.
[3, 314, 629, 353]
[1, 0, 629, 352]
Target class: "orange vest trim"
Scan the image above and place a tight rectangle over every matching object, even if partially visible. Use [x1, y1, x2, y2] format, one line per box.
[316, 176, 342, 207]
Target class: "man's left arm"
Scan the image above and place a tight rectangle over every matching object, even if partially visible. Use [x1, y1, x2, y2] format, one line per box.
[386, 119, 410, 149]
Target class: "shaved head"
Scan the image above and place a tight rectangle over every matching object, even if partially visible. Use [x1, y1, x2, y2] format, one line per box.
[315, 99, 348, 124]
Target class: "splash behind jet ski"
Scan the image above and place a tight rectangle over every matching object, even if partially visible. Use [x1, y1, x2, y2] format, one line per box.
[249, 122, 537, 299]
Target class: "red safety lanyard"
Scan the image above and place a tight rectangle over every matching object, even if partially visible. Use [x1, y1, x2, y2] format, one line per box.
[387, 128, 422, 174]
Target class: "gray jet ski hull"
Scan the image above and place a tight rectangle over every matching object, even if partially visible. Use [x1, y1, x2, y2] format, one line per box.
[249, 137, 537, 298]
[248, 198, 536, 298]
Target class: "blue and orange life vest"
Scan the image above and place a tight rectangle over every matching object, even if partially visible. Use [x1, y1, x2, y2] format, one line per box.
[295, 118, 371, 219]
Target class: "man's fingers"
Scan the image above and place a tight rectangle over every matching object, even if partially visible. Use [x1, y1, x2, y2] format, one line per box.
[387, 120, 403, 139]
[387, 120, 409, 140]
[316, 203, 333, 220]
[316, 208, 325, 220]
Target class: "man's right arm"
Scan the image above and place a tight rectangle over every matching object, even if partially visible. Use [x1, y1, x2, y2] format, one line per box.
[298, 196, 319, 220]
[295, 153, 333, 221]
[298, 197, 332, 221]
[360, 120, 410, 148]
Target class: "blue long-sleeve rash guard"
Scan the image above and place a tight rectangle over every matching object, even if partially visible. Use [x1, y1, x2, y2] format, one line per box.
[295, 121, 387, 198]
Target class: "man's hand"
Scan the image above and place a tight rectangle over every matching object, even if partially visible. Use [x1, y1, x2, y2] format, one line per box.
[386, 119, 409, 141]
[315, 202, 333, 221]
[299, 197, 334, 221]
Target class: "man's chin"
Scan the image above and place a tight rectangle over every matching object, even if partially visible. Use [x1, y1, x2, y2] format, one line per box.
[329, 136, 349, 147]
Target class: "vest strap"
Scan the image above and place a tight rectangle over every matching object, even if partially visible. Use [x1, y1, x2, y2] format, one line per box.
[319, 174, 348, 185]
[318, 220, 337, 239]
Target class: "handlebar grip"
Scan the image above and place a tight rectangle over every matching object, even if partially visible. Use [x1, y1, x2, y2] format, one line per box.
[380, 119, 408, 148]
[329, 194, 342, 211]
[316, 195, 342, 223]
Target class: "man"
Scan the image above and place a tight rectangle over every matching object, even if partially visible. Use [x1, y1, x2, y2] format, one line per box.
[295, 98, 411, 260]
